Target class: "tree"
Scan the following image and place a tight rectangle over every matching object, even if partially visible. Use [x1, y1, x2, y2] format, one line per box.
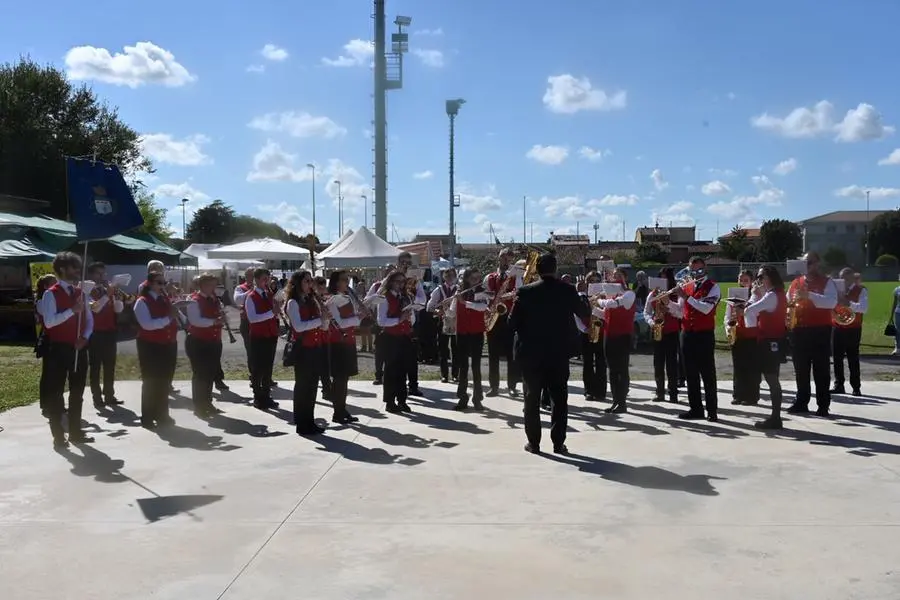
[186, 200, 237, 243]
[822, 246, 848, 269]
[0, 57, 150, 218]
[867, 210, 900, 264]
[758, 219, 803, 262]
[134, 187, 172, 241]
[635, 242, 668, 264]
[719, 226, 757, 261]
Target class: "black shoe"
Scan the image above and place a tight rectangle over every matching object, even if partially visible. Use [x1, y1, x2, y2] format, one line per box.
[669, 395, 679, 404]
[332, 413, 359, 424]
[830, 386, 845, 395]
[815, 408, 831, 418]
[541, 402, 551, 410]
[755, 417, 783, 430]
[655, 395, 666, 402]
[53, 436, 69, 449]
[524, 443, 540, 454]
[68, 431, 94, 444]
[585, 394, 595, 402]
[509, 387, 519, 397]
[157, 416, 176, 427]
[408, 387, 423, 397]
[454, 401, 468, 411]
[786, 404, 809, 415]
[141, 418, 157, 430]
[440, 377, 449, 384]
[731, 398, 742, 405]
[105, 397, 124, 406]
[706, 413, 718, 422]
[485, 389, 499, 398]
[214, 381, 230, 391]
[678, 410, 704, 420]
[296, 424, 325, 436]
[398, 402, 412, 412]
[270, 381, 278, 388]
[852, 388, 861, 397]
[553, 444, 568, 455]
[472, 399, 484, 411]
[373, 379, 383, 386]
[385, 402, 401, 414]
[93, 399, 105, 410]
[604, 402, 626, 414]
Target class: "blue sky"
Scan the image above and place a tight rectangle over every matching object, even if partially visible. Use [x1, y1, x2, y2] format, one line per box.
[3, 0, 900, 245]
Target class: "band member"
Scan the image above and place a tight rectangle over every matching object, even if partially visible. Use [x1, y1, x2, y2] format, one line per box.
[314, 276, 332, 399]
[644, 267, 682, 403]
[136, 260, 165, 296]
[39, 252, 94, 447]
[327, 270, 361, 424]
[354, 278, 375, 353]
[33, 273, 57, 370]
[485, 248, 520, 397]
[133, 271, 178, 429]
[510, 254, 590, 454]
[786, 252, 837, 417]
[453, 268, 489, 410]
[725, 270, 761, 406]
[185, 273, 226, 418]
[594, 268, 636, 413]
[245, 268, 280, 409]
[580, 271, 607, 402]
[233, 267, 257, 386]
[85, 262, 124, 409]
[831, 267, 868, 397]
[741, 265, 788, 429]
[376, 271, 416, 413]
[285, 270, 329, 436]
[367, 267, 391, 385]
[427, 267, 459, 383]
[673, 257, 721, 421]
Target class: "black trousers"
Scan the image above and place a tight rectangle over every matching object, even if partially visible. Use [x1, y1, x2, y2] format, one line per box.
[438, 332, 459, 380]
[374, 330, 385, 380]
[249, 336, 278, 402]
[456, 333, 484, 401]
[382, 333, 412, 406]
[653, 331, 679, 400]
[293, 351, 319, 430]
[407, 333, 419, 389]
[792, 326, 832, 410]
[41, 341, 88, 436]
[88, 330, 117, 403]
[604, 334, 632, 406]
[833, 327, 862, 391]
[582, 337, 607, 400]
[522, 359, 569, 448]
[487, 315, 520, 391]
[239, 318, 253, 383]
[186, 335, 222, 410]
[137, 340, 177, 422]
[677, 331, 686, 384]
[682, 330, 718, 415]
[759, 338, 784, 419]
[731, 337, 760, 403]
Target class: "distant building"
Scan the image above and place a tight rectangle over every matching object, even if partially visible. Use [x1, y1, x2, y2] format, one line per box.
[634, 225, 718, 264]
[718, 228, 761, 242]
[797, 210, 891, 267]
[549, 234, 590, 246]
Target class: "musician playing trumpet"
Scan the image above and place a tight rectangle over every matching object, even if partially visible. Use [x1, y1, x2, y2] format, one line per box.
[86, 261, 125, 409]
[578, 271, 607, 403]
[184, 273, 226, 419]
[453, 268, 490, 411]
[484, 248, 520, 397]
[725, 270, 762, 406]
[643, 267, 683, 404]
[594, 268, 636, 413]
[831, 267, 868, 397]
[426, 267, 459, 384]
[326, 270, 362, 424]
[376, 271, 416, 413]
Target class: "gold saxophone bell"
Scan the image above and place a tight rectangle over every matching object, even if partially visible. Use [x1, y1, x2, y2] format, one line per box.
[833, 304, 856, 326]
[496, 303, 507, 316]
[727, 326, 738, 346]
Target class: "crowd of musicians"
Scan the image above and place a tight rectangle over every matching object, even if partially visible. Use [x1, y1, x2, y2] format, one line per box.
[34, 247, 871, 451]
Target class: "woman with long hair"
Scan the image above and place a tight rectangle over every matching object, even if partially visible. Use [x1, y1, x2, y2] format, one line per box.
[326, 270, 361, 424]
[726, 269, 762, 405]
[741, 265, 787, 429]
[376, 270, 415, 413]
[453, 268, 489, 410]
[644, 267, 681, 403]
[285, 270, 329, 435]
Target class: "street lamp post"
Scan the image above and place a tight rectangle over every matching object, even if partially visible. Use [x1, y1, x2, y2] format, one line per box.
[334, 180, 343, 236]
[180, 198, 189, 244]
[446, 98, 465, 266]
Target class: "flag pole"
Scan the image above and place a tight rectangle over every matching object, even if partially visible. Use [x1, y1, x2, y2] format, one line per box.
[73, 241, 89, 371]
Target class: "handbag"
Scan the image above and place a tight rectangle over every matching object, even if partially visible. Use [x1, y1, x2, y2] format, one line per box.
[885, 323, 897, 337]
[282, 338, 296, 367]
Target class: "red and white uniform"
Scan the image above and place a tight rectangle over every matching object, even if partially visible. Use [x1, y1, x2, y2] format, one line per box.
[328, 295, 361, 346]
[134, 292, 178, 344]
[233, 282, 253, 322]
[286, 298, 326, 348]
[724, 287, 759, 342]
[40, 281, 93, 345]
[834, 284, 868, 329]
[643, 290, 682, 336]
[681, 278, 721, 333]
[596, 287, 637, 338]
[485, 269, 517, 313]
[454, 290, 489, 335]
[787, 274, 837, 329]
[743, 288, 788, 340]
[186, 292, 223, 342]
[90, 286, 124, 333]
[376, 291, 414, 336]
[245, 287, 280, 338]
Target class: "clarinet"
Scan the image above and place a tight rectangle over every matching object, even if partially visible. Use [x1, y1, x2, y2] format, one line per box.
[218, 298, 237, 344]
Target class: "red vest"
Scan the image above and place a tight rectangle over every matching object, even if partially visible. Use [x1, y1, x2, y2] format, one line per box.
[45, 283, 88, 345]
[383, 292, 412, 336]
[486, 270, 515, 311]
[247, 290, 279, 338]
[734, 292, 758, 340]
[682, 279, 718, 332]
[757, 290, 787, 340]
[834, 284, 865, 329]
[90, 287, 118, 332]
[456, 293, 487, 335]
[328, 299, 358, 345]
[188, 293, 223, 342]
[789, 275, 833, 329]
[237, 282, 252, 321]
[292, 300, 324, 348]
[648, 292, 680, 335]
[136, 294, 178, 344]
[604, 298, 637, 338]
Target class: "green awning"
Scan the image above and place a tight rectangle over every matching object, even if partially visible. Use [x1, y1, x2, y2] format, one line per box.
[0, 234, 58, 259]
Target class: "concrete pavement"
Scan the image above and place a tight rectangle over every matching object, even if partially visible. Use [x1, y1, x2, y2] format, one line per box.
[2, 380, 900, 599]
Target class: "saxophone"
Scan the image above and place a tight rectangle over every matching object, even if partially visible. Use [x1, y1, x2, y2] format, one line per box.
[651, 295, 668, 342]
[786, 280, 806, 330]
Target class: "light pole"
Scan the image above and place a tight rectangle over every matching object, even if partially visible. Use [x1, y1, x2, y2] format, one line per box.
[180, 198, 189, 243]
[361, 195, 368, 228]
[446, 98, 465, 266]
[865, 189, 870, 266]
[334, 180, 343, 236]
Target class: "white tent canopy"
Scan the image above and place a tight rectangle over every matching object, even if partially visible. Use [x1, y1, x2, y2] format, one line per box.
[183, 243, 263, 270]
[316, 228, 354, 260]
[320, 226, 408, 268]
[206, 238, 309, 261]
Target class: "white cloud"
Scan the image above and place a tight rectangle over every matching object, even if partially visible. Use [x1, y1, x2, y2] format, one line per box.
[579, 146, 611, 162]
[322, 39, 374, 67]
[412, 48, 444, 68]
[650, 169, 668, 191]
[65, 41, 195, 88]
[701, 180, 731, 196]
[772, 157, 798, 176]
[834, 185, 900, 200]
[260, 44, 288, 62]
[153, 182, 210, 202]
[877, 149, 900, 166]
[246, 64, 265, 73]
[540, 196, 596, 219]
[542, 74, 627, 114]
[246, 141, 312, 183]
[667, 200, 694, 213]
[709, 168, 738, 178]
[414, 28, 444, 36]
[413, 170, 433, 180]
[589, 194, 639, 207]
[323, 159, 369, 211]
[834, 103, 895, 143]
[458, 184, 504, 212]
[248, 111, 346, 139]
[257, 202, 313, 235]
[140, 133, 212, 166]
[650, 200, 696, 228]
[526, 144, 569, 165]
[707, 176, 784, 222]
[752, 100, 894, 142]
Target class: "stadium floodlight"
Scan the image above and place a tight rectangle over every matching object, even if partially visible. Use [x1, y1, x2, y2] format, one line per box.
[394, 15, 411, 26]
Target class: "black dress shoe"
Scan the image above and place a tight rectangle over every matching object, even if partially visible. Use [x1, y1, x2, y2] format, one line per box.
[440, 377, 448, 384]
[730, 398, 742, 405]
[296, 425, 325, 436]
[157, 416, 176, 427]
[485, 389, 499, 398]
[385, 403, 401, 414]
[706, 414, 718, 422]
[815, 408, 831, 418]
[141, 418, 157, 430]
[786, 404, 809, 415]
[553, 444, 568, 455]
[830, 386, 845, 395]
[852, 388, 861, 397]
[214, 381, 230, 391]
[68, 431, 94, 444]
[398, 402, 412, 412]
[270, 381, 278, 388]
[754, 417, 783, 430]
[105, 397, 124, 406]
[678, 410, 705, 420]
[453, 401, 468, 411]
[373, 379, 383, 386]
[524, 443, 540, 454]
[332, 413, 359, 424]
[509, 387, 519, 397]
[604, 403, 626, 414]
[53, 436, 69, 449]
[472, 398, 484, 411]
[408, 387, 423, 397]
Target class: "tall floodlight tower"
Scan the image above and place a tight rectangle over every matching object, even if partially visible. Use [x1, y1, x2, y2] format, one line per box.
[373, 1, 410, 240]
[446, 98, 465, 266]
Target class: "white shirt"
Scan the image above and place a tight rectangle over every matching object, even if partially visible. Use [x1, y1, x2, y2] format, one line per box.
[134, 291, 173, 331]
[245, 287, 275, 324]
[596, 289, 636, 311]
[328, 295, 361, 329]
[40, 281, 95, 339]
[723, 286, 761, 330]
[186, 293, 218, 328]
[789, 277, 838, 310]
[427, 284, 456, 312]
[643, 291, 683, 324]
[685, 279, 721, 315]
[846, 285, 869, 315]
[376, 291, 417, 327]
[286, 298, 324, 333]
[367, 275, 426, 305]
[233, 283, 252, 308]
[742, 289, 779, 329]
[463, 291, 489, 312]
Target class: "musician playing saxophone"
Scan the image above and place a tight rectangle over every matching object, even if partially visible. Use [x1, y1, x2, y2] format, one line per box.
[831, 267, 868, 397]
[184, 272, 226, 419]
[594, 268, 636, 413]
[86, 262, 124, 409]
[725, 270, 761, 406]
[643, 267, 682, 403]
[484, 248, 520, 397]
[578, 271, 607, 403]
[786, 252, 838, 417]
[427, 267, 459, 383]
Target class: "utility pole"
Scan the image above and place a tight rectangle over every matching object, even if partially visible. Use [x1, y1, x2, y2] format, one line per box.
[446, 99, 465, 266]
[593, 222, 599, 244]
[522, 195, 526, 244]
[180, 198, 189, 243]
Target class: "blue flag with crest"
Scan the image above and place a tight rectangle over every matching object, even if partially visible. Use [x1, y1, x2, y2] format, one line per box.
[66, 157, 144, 241]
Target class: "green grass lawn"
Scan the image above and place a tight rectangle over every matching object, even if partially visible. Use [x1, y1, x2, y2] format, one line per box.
[715, 281, 898, 352]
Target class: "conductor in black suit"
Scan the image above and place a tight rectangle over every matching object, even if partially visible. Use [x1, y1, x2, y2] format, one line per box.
[509, 253, 590, 454]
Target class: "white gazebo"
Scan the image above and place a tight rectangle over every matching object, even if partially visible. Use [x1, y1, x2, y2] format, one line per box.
[315, 228, 354, 262]
[319, 227, 408, 269]
[206, 238, 310, 261]
[183, 243, 263, 270]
